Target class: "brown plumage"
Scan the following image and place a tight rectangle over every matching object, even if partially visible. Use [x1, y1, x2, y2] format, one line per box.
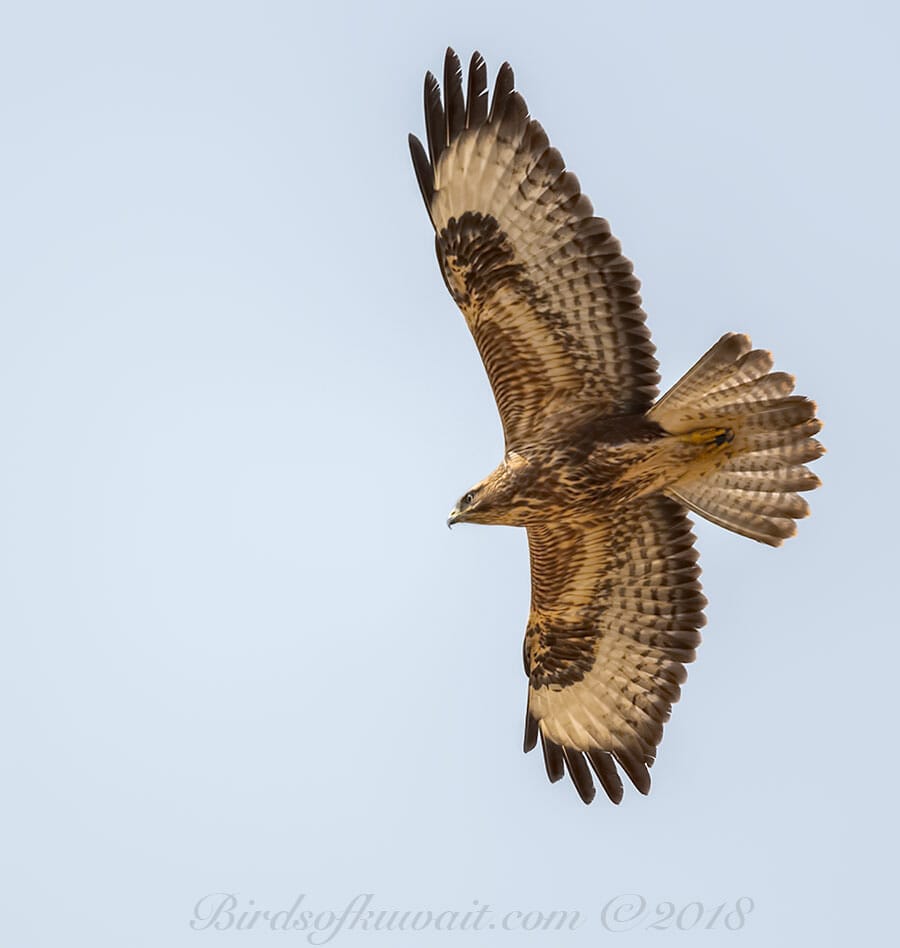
[410, 49, 823, 804]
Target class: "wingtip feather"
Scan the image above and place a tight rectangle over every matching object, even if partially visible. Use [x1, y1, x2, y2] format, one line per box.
[408, 133, 434, 215]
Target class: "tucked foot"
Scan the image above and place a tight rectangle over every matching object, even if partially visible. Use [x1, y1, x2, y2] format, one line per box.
[677, 426, 734, 450]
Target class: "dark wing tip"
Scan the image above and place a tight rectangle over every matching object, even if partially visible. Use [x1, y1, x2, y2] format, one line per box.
[563, 748, 597, 805]
[588, 750, 625, 804]
[423, 70, 444, 167]
[489, 61, 516, 123]
[412, 50, 501, 223]
[538, 729, 632, 805]
[615, 748, 652, 796]
[523, 708, 539, 753]
[539, 730, 565, 783]
[443, 48, 465, 143]
[466, 51, 488, 128]
[408, 133, 434, 214]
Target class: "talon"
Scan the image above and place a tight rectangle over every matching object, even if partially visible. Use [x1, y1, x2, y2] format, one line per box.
[713, 428, 734, 446]
[678, 427, 734, 448]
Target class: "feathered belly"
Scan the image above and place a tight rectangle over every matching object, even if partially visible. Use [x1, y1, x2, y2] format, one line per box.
[512, 437, 672, 527]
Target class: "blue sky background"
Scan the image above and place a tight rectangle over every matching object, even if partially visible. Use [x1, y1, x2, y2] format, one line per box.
[2, 1, 897, 945]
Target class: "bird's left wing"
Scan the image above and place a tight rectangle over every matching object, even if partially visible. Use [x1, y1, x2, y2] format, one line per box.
[409, 49, 660, 450]
[523, 495, 706, 803]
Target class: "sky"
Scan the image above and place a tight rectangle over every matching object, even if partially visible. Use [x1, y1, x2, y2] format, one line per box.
[1, 1, 897, 945]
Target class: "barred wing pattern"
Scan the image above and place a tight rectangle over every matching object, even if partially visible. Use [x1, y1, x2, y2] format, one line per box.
[524, 497, 706, 803]
[409, 49, 660, 449]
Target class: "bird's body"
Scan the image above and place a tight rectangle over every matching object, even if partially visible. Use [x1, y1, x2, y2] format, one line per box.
[450, 411, 714, 529]
[410, 49, 822, 804]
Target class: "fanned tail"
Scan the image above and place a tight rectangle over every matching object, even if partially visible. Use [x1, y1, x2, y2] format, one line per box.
[649, 333, 823, 546]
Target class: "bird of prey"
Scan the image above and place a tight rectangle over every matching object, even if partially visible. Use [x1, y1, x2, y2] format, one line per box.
[409, 49, 823, 804]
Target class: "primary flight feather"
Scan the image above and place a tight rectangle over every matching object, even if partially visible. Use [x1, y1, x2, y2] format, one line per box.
[409, 49, 823, 804]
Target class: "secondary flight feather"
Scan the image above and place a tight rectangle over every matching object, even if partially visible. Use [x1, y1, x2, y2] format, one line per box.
[409, 49, 822, 804]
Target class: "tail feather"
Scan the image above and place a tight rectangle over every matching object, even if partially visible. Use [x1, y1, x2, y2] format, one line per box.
[649, 333, 823, 546]
[666, 484, 799, 545]
[708, 465, 820, 493]
[699, 485, 810, 519]
[670, 395, 816, 431]
[697, 371, 795, 408]
[726, 438, 823, 468]
[650, 334, 765, 431]
[735, 420, 822, 454]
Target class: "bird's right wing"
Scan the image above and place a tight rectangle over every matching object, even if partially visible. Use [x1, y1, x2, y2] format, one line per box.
[523, 495, 707, 804]
[409, 49, 660, 449]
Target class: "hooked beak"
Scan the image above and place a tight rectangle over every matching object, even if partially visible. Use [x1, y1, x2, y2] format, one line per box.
[447, 508, 461, 529]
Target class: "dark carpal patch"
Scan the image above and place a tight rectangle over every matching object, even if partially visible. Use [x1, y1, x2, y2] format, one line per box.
[437, 213, 526, 308]
[524, 618, 597, 689]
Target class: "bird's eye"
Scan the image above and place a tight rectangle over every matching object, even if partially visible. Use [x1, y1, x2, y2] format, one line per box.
[463, 492, 475, 506]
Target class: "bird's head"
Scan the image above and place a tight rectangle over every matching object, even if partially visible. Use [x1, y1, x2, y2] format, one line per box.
[447, 453, 531, 527]
[447, 484, 488, 527]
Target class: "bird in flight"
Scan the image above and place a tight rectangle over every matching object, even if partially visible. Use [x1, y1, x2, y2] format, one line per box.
[409, 49, 822, 804]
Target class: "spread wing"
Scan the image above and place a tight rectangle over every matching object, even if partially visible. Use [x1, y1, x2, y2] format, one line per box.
[409, 49, 660, 449]
[523, 495, 706, 804]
